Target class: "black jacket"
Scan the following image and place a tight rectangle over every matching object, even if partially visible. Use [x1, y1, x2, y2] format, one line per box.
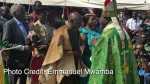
[0, 16, 7, 40]
[2, 18, 32, 69]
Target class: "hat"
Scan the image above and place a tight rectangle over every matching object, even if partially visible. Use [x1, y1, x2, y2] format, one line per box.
[103, 0, 117, 17]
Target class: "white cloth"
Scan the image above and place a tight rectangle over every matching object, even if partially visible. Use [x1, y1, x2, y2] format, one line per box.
[126, 18, 142, 31]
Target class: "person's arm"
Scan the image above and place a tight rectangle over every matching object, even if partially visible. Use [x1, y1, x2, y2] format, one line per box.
[2, 23, 12, 44]
[80, 33, 86, 54]
[2, 23, 30, 51]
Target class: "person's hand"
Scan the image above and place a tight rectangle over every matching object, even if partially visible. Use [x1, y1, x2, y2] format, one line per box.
[80, 45, 85, 54]
[27, 31, 36, 40]
[0, 49, 9, 61]
[24, 45, 31, 51]
[80, 35, 86, 41]
[32, 48, 40, 58]
[37, 45, 47, 50]
[80, 61, 88, 69]
[92, 39, 97, 45]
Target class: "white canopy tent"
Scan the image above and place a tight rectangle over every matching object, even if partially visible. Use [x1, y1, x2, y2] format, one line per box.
[0, 0, 150, 10]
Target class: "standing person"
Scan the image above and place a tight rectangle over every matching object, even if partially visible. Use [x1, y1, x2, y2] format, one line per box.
[30, 0, 42, 23]
[0, 6, 9, 40]
[80, 15, 100, 67]
[29, 11, 54, 84]
[126, 12, 142, 38]
[81, 14, 100, 48]
[2, 4, 32, 84]
[80, 14, 100, 84]
[39, 12, 86, 84]
[0, 6, 10, 84]
[88, 0, 140, 84]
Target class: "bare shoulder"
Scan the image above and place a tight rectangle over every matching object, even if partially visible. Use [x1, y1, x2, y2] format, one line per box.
[54, 25, 67, 34]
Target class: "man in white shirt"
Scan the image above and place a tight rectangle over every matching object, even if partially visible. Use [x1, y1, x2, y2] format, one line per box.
[126, 13, 142, 39]
[126, 13, 142, 31]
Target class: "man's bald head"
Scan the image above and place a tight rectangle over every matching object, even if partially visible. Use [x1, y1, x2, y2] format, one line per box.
[10, 4, 25, 20]
[68, 12, 81, 21]
[68, 12, 82, 29]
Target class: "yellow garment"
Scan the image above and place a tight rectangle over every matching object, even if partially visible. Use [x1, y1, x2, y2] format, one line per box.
[39, 25, 80, 84]
[0, 51, 4, 84]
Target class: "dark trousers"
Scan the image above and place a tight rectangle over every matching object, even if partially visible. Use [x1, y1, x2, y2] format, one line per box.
[144, 73, 150, 84]
[81, 75, 89, 84]
[139, 76, 144, 84]
[9, 70, 27, 84]
[61, 75, 81, 84]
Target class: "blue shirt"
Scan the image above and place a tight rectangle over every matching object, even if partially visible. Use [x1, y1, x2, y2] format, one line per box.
[14, 18, 27, 38]
[138, 68, 145, 76]
[80, 27, 100, 50]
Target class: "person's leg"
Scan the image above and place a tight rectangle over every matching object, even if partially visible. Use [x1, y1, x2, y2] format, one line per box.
[9, 74, 18, 84]
[19, 73, 27, 84]
[139, 76, 144, 84]
[61, 75, 81, 84]
[81, 75, 89, 84]
[31, 56, 44, 84]
[144, 73, 150, 84]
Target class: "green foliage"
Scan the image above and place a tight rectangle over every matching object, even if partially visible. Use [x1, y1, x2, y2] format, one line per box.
[0, 41, 12, 49]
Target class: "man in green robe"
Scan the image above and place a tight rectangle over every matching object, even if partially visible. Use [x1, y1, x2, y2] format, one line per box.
[88, 0, 140, 84]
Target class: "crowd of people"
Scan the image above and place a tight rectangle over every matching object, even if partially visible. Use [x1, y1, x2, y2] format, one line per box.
[118, 9, 150, 84]
[124, 12, 150, 84]
[0, 0, 149, 84]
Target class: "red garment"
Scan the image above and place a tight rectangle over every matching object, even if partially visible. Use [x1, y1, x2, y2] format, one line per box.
[31, 56, 44, 84]
[104, 0, 112, 7]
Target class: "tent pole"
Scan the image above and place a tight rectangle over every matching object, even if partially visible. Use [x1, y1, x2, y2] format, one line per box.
[28, 0, 32, 14]
[3, 0, 6, 6]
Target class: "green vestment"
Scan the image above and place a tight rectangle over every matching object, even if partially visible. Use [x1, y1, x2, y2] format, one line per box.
[88, 22, 139, 84]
